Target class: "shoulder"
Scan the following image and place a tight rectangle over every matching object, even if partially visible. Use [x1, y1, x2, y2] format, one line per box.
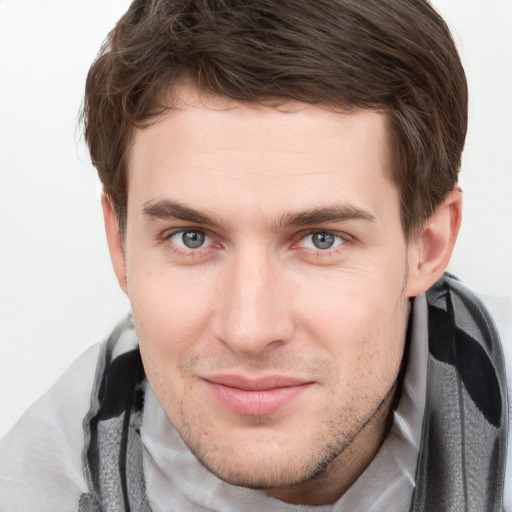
[0, 343, 101, 512]
[479, 294, 512, 348]
[478, 294, 512, 512]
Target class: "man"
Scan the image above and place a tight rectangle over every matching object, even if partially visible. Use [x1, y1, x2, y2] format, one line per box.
[1, 0, 510, 510]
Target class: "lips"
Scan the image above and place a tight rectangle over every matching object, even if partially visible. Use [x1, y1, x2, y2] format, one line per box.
[202, 374, 313, 416]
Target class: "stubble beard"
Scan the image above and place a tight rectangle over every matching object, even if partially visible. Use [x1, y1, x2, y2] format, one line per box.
[175, 277, 410, 494]
[173, 376, 399, 494]
[141, 266, 411, 499]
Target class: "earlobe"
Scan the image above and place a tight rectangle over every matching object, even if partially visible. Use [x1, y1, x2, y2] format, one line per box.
[406, 189, 462, 297]
[101, 193, 128, 294]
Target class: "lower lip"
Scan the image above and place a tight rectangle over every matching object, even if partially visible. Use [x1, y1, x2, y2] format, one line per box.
[203, 381, 313, 416]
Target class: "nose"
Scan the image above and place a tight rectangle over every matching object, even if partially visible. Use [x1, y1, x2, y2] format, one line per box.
[212, 248, 295, 356]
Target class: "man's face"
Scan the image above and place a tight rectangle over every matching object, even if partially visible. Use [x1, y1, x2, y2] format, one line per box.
[121, 83, 414, 502]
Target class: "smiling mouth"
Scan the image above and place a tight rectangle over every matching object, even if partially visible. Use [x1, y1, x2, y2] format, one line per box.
[202, 375, 314, 416]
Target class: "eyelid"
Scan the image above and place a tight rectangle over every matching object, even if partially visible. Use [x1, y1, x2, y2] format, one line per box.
[295, 228, 353, 243]
[158, 226, 353, 258]
[291, 229, 354, 257]
[161, 225, 207, 239]
[173, 229, 210, 249]
[160, 227, 217, 251]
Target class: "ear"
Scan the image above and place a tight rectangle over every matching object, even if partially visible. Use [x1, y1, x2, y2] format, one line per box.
[406, 188, 462, 297]
[101, 193, 128, 294]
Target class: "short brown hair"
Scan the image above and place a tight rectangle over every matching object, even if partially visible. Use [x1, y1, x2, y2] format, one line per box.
[83, 0, 467, 238]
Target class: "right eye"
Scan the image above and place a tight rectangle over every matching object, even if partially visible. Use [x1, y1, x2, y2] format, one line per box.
[168, 229, 211, 250]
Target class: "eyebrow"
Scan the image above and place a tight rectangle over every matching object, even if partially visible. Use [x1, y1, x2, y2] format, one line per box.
[276, 205, 376, 228]
[143, 200, 225, 228]
[142, 199, 376, 229]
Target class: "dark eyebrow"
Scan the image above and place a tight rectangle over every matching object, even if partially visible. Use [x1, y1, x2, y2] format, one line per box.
[276, 205, 376, 228]
[142, 200, 224, 228]
[142, 199, 375, 230]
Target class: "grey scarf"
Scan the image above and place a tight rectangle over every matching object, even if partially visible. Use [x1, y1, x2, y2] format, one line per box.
[77, 274, 508, 511]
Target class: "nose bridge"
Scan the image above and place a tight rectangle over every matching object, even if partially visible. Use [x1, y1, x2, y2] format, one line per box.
[214, 244, 293, 354]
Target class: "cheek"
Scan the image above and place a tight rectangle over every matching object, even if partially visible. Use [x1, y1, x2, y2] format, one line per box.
[129, 256, 214, 330]
[128, 273, 213, 416]
[127, 264, 217, 379]
[299, 270, 408, 388]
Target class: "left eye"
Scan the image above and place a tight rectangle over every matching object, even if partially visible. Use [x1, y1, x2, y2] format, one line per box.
[169, 230, 210, 250]
[299, 232, 345, 250]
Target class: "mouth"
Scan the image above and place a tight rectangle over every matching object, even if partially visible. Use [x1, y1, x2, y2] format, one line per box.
[202, 374, 314, 416]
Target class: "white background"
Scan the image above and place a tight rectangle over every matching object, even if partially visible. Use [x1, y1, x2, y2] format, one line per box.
[0, 0, 511, 438]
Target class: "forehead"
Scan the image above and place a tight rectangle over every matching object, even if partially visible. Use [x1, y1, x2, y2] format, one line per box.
[126, 82, 397, 226]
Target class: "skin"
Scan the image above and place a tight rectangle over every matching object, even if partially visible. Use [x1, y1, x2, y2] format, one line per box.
[103, 81, 461, 505]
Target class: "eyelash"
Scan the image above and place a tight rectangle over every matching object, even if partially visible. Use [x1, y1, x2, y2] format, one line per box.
[292, 230, 352, 258]
[160, 229, 219, 259]
[159, 228, 352, 259]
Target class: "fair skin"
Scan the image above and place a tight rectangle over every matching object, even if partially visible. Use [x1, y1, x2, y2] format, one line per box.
[103, 82, 461, 505]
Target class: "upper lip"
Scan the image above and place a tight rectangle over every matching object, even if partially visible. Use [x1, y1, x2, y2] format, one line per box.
[203, 374, 312, 391]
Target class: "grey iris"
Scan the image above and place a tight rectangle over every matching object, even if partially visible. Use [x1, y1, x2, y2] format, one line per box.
[312, 232, 335, 249]
[182, 230, 205, 249]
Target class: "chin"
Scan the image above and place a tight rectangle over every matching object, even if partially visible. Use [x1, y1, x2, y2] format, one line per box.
[183, 422, 346, 491]
[198, 451, 320, 490]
